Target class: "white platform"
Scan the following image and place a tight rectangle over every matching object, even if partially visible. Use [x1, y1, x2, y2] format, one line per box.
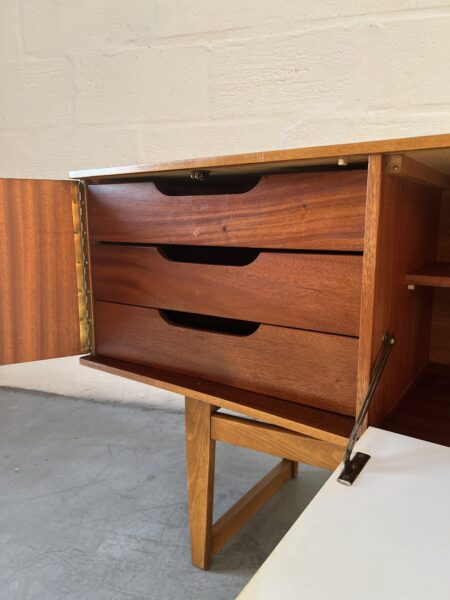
[237, 427, 450, 600]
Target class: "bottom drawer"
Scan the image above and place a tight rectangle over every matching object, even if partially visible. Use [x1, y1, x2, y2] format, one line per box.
[94, 302, 358, 416]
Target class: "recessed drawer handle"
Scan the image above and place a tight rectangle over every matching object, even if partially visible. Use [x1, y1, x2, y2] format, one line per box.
[159, 309, 260, 336]
[154, 175, 261, 196]
[158, 245, 260, 266]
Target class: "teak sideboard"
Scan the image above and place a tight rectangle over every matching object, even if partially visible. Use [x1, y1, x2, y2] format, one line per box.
[1, 134, 450, 568]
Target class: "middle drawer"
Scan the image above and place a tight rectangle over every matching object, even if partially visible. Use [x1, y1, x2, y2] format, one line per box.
[91, 245, 362, 337]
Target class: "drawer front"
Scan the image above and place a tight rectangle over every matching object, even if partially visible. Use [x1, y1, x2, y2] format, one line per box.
[94, 301, 358, 416]
[91, 245, 363, 337]
[87, 170, 367, 251]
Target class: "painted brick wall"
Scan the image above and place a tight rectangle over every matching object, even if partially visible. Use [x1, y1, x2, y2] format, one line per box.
[1, 0, 450, 404]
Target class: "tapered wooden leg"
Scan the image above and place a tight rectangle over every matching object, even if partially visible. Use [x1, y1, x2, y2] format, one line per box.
[185, 397, 216, 570]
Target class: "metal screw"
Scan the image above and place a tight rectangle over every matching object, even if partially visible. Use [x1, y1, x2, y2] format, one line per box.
[190, 170, 209, 181]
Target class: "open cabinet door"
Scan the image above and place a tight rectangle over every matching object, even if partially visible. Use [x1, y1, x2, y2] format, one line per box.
[0, 179, 87, 365]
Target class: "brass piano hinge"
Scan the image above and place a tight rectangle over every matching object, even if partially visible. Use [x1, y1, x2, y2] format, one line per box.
[72, 181, 93, 353]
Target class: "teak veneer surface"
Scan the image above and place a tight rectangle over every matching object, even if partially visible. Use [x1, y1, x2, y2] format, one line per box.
[356, 155, 383, 421]
[70, 133, 450, 180]
[406, 262, 450, 288]
[93, 301, 359, 415]
[357, 159, 441, 425]
[91, 245, 363, 337]
[385, 154, 450, 190]
[80, 354, 353, 445]
[185, 397, 216, 569]
[437, 192, 450, 259]
[0, 179, 81, 365]
[211, 413, 343, 471]
[430, 289, 450, 365]
[430, 197, 450, 364]
[381, 363, 450, 447]
[87, 171, 367, 251]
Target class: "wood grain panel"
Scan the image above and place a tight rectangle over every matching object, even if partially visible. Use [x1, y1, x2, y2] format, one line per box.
[430, 289, 450, 364]
[436, 191, 450, 260]
[357, 157, 441, 426]
[91, 246, 362, 336]
[185, 397, 216, 569]
[357, 155, 383, 426]
[381, 363, 450, 447]
[405, 262, 450, 288]
[93, 301, 358, 415]
[87, 170, 367, 251]
[0, 179, 81, 365]
[430, 192, 450, 363]
[80, 354, 353, 445]
[211, 413, 343, 471]
[385, 154, 450, 189]
[70, 133, 450, 180]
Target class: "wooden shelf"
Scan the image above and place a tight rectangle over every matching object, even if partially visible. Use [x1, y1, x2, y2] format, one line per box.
[381, 363, 450, 447]
[80, 354, 353, 446]
[405, 262, 450, 288]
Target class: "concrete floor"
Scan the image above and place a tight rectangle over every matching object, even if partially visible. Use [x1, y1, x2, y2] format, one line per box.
[0, 388, 330, 600]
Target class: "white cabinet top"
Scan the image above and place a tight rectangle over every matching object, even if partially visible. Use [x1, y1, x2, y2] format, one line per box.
[237, 427, 450, 600]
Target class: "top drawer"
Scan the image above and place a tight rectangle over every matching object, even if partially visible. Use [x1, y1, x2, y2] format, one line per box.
[87, 170, 367, 251]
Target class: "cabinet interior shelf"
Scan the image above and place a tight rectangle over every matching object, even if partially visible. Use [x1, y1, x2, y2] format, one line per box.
[405, 261, 450, 288]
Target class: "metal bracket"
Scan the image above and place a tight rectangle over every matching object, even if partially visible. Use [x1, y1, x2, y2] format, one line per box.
[337, 452, 371, 486]
[337, 332, 395, 486]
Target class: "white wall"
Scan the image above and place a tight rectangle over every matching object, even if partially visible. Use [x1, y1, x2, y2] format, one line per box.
[1, 0, 450, 406]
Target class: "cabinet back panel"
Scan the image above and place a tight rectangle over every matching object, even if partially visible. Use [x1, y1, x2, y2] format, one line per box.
[430, 193, 450, 364]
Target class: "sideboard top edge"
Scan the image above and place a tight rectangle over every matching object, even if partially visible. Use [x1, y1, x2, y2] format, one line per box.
[69, 133, 450, 181]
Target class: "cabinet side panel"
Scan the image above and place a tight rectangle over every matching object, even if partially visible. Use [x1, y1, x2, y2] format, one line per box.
[357, 154, 383, 423]
[0, 179, 82, 365]
[358, 157, 441, 425]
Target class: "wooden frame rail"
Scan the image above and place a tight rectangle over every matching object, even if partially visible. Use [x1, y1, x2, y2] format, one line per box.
[185, 397, 344, 569]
